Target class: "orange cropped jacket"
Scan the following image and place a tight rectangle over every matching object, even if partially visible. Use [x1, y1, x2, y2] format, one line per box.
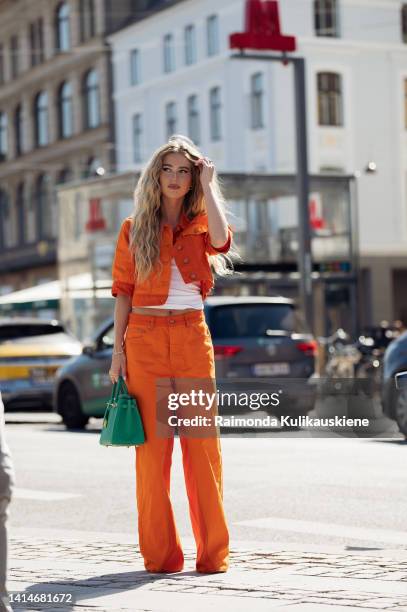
[111, 211, 233, 306]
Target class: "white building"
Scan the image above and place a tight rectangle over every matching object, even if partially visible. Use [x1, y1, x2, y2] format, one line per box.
[108, 0, 407, 327]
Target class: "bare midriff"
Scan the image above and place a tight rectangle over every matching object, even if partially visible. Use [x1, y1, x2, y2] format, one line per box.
[131, 307, 202, 317]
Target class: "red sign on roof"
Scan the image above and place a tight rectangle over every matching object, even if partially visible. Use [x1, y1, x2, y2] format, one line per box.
[230, 0, 296, 53]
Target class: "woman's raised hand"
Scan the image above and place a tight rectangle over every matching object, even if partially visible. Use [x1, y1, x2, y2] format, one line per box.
[195, 157, 214, 189]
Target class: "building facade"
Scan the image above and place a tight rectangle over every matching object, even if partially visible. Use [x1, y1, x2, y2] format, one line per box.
[0, 0, 140, 292]
[109, 0, 407, 328]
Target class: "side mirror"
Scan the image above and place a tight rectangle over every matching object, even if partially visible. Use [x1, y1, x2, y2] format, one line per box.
[82, 342, 96, 356]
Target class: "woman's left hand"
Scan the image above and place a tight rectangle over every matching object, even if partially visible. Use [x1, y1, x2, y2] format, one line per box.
[195, 157, 214, 189]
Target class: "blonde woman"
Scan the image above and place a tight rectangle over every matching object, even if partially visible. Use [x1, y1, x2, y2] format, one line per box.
[109, 135, 236, 574]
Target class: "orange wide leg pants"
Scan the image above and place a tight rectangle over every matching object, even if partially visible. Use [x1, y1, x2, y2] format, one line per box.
[124, 309, 229, 573]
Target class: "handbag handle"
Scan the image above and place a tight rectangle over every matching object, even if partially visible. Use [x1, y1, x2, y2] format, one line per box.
[113, 375, 129, 401]
[108, 377, 124, 407]
[108, 380, 118, 405]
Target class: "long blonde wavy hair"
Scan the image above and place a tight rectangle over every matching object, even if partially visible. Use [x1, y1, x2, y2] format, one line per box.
[129, 135, 240, 284]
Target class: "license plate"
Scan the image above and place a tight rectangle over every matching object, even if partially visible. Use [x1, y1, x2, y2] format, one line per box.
[252, 362, 290, 376]
[30, 367, 56, 383]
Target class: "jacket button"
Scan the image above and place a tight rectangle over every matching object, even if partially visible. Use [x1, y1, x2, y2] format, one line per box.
[183, 257, 189, 264]
[190, 272, 197, 279]
[176, 244, 183, 250]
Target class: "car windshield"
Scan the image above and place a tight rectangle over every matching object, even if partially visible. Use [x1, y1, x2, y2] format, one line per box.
[209, 304, 306, 338]
[0, 324, 65, 342]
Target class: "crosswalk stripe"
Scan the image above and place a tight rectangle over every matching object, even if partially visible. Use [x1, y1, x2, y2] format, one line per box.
[14, 488, 82, 501]
[235, 517, 407, 545]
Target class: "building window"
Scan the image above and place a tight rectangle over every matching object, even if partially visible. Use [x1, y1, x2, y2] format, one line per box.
[56, 2, 71, 52]
[10, 36, 19, 79]
[250, 73, 264, 129]
[36, 174, 53, 238]
[209, 87, 222, 141]
[58, 81, 73, 138]
[402, 5, 407, 43]
[1, 189, 16, 248]
[207, 15, 219, 56]
[14, 104, 23, 156]
[0, 112, 7, 161]
[79, 0, 95, 42]
[163, 33, 175, 73]
[187, 95, 200, 145]
[29, 23, 36, 65]
[133, 114, 142, 163]
[165, 102, 177, 140]
[23, 184, 36, 242]
[39, 19, 45, 61]
[29, 19, 45, 66]
[184, 24, 196, 65]
[314, 0, 339, 37]
[130, 49, 140, 85]
[83, 69, 100, 129]
[317, 72, 343, 126]
[34, 91, 49, 147]
[16, 182, 25, 244]
[57, 167, 73, 184]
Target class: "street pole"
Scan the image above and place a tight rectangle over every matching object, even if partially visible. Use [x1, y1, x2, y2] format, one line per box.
[293, 57, 313, 331]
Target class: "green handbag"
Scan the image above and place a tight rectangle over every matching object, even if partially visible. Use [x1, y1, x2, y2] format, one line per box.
[99, 376, 145, 447]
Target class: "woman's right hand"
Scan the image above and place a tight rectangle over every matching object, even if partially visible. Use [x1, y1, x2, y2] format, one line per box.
[109, 351, 127, 384]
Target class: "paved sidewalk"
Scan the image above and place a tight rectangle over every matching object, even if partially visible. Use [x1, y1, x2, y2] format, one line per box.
[7, 528, 407, 611]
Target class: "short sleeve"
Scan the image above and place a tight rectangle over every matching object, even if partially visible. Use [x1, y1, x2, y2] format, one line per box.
[205, 224, 233, 256]
[111, 217, 135, 298]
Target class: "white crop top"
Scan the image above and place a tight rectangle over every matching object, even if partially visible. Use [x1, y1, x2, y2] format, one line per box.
[143, 258, 204, 310]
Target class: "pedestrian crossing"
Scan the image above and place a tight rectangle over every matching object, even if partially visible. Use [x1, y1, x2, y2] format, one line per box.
[236, 516, 407, 545]
[13, 488, 82, 501]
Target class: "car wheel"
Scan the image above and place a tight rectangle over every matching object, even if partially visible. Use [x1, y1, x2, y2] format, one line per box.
[58, 382, 89, 430]
[395, 390, 407, 437]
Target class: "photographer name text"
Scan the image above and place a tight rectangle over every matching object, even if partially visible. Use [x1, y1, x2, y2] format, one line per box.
[167, 415, 370, 428]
